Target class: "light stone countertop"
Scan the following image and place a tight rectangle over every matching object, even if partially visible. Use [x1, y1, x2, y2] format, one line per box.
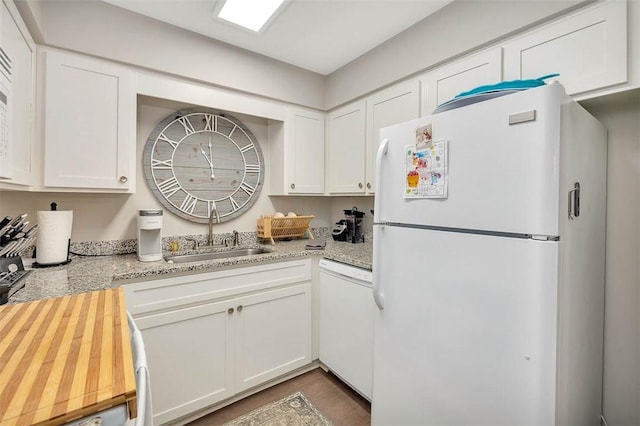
[8, 238, 373, 304]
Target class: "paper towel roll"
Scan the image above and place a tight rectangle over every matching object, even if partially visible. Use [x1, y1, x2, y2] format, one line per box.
[36, 210, 73, 265]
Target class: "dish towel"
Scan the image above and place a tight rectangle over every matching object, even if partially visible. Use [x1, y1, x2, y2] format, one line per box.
[305, 238, 326, 250]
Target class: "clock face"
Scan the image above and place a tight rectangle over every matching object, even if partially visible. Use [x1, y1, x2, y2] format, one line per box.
[143, 108, 264, 223]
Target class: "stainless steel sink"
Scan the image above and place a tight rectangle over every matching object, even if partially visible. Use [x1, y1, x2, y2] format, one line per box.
[164, 247, 271, 264]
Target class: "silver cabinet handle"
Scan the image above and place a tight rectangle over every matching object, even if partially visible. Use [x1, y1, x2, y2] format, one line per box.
[237, 305, 243, 312]
[366, 182, 371, 189]
[358, 182, 363, 189]
[290, 183, 295, 190]
[228, 307, 234, 314]
[568, 182, 581, 220]
[119, 176, 128, 183]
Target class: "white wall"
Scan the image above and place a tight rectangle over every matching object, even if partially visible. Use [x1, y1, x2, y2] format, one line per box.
[581, 91, 640, 426]
[15, 0, 325, 110]
[325, 0, 588, 109]
[0, 96, 333, 242]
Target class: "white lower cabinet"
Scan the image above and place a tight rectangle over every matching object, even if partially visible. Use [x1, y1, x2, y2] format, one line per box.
[135, 300, 235, 425]
[235, 284, 312, 393]
[121, 259, 312, 425]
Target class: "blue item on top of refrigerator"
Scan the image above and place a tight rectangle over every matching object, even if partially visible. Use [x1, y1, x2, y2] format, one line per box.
[432, 73, 560, 114]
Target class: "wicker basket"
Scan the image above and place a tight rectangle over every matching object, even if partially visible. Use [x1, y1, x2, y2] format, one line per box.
[256, 215, 315, 245]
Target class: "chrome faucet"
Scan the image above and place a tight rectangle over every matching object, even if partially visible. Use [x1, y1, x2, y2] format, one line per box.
[207, 208, 220, 246]
[185, 208, 226, 250]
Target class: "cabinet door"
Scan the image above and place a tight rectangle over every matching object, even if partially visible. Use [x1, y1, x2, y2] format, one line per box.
[327, 100, 366, 193]
[365, 79, 420, 194]
[234, 283, 312, 393]
[42, 50, 135, 191]
[421, 47, 502, 115]
[134, 300, 235, 425]
[0, 1, 35, 186]
[286, 109, 325, 194]
[503, 0, 626, 96]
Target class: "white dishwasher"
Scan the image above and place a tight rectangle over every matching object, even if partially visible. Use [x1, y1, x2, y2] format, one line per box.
[319, 258, 374, 401]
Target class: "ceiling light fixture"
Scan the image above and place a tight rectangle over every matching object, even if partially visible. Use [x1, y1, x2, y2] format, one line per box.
[217, 0, 286, 32]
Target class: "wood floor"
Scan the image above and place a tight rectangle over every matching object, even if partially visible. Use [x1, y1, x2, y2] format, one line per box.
[187, 368, 371, 426]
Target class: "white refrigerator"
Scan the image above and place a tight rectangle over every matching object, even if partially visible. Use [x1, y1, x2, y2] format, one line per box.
[371, 83, 607, 426]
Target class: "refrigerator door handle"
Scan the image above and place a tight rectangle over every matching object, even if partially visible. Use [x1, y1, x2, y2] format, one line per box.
[568, 182, 581, 220]
[373, 138, 389, 217]
[373, 138, 389, 311]
[372, 236, 384, 310]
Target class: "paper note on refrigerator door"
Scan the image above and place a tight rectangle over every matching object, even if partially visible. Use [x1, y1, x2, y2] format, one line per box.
[405, 126, 448, 198]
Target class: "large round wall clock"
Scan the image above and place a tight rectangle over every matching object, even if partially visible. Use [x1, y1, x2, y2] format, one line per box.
[143, 107, 264, 224]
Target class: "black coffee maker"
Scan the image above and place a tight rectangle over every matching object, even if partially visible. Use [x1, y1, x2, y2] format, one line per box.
[343, 206, 365, 243]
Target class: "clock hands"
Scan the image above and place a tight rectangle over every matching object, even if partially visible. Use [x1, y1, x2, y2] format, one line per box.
[200, 136, 215, 179]
[209, 137, 215, 179]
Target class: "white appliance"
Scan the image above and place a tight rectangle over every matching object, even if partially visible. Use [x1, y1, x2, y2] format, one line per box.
[319, 259, 374, 400]
[371, 83, 607, 425]
[137, 209, 163, 262]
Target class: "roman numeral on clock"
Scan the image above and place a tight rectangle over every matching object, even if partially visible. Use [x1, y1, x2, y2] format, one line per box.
[180, 194, 198, 214]
[239, 182, 255, 196]
[157, 132, 178, 149]
[177, 116, 196, 136]
[203, 114, 214, 131]
[229, 196, 240, 211]
[245, 164, 260, 173]
[157, 176, 181, 198]
[151, 158, 173, 170]
[239, 144, 255, 153]
[207, 201, 217, 217]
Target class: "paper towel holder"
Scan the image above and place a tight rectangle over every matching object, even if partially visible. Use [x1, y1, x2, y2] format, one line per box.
[33, 202, 72, 268]
[32, 240, 71, 268]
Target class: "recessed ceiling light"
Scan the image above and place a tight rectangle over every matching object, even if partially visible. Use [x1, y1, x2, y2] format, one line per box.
[217, 0, 286, 32]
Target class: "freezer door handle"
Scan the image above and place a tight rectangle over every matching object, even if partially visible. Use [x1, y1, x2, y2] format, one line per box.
[373, 138, 389, 219]
[568, 182, 580, 220]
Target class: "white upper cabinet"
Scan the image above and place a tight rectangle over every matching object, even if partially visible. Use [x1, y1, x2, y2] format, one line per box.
[365, 79, 421, 194]
[503, 0, 627, 96]
[270, 108, 325, 195]
[421, 48, 503, 115]
[327, 100, 366, 194]
[41, 50, 136, 192]
[0, 0, 35, 188]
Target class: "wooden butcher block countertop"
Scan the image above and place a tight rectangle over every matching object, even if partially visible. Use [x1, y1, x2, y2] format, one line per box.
[0, 288, 137, 425]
